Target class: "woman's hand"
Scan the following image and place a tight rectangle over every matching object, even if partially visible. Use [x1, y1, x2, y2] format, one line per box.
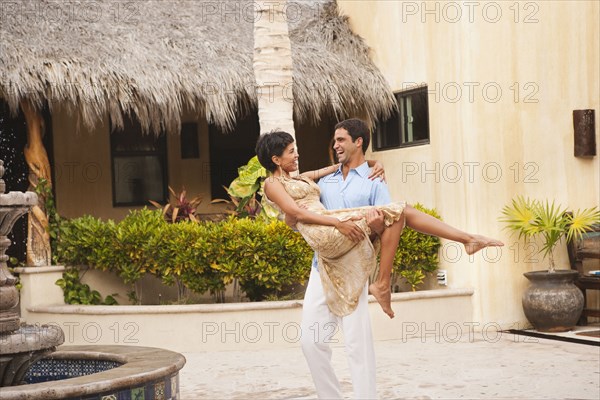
[368, 161, 386, 181]
[335, 218, 365, 242]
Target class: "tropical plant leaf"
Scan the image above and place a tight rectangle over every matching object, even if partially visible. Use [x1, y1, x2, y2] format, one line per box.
[500, 197, 600, 272]
[171, 207, 179, 223]
[227, 156, 266, 199]
[566, 207, 600, 242]
[148, 200, 162, 208]
[149, 186, 202, 223]
[499, 196, 537, 239]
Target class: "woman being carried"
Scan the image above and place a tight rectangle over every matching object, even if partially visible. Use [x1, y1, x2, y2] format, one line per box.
[256, 130, 503, 318]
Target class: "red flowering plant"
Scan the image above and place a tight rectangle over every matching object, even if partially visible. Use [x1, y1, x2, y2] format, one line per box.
[149, 186, 203, 223]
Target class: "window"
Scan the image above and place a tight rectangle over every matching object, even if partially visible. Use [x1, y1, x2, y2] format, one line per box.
[110, 118, 168, 206]
[374, 86, 430, 150]
[180, 122, 199, 159]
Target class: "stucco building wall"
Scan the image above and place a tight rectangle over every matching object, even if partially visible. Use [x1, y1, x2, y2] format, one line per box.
[338, 0, 600, 327]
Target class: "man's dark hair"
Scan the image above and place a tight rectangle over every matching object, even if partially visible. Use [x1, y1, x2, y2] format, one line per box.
[255, 130, 295, 172]
[334, 118, 370, 153]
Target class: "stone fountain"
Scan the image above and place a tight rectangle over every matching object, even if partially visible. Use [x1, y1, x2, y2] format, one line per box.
[0, 159, 65, 386]
[0, 159, 185, 399]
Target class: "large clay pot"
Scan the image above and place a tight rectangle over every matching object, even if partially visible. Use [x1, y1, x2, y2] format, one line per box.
[522, 270, 584, 332]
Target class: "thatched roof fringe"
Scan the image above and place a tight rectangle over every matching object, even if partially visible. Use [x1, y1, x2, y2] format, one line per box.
[1, 0, 396, 134]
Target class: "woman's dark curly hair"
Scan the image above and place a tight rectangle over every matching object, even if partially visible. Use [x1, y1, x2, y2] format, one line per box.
[255, 130, 295, 172]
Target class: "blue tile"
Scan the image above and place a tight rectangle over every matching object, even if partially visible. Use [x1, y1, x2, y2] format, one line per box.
[22, 360, 179, 400]
[25, 359, 122, 384]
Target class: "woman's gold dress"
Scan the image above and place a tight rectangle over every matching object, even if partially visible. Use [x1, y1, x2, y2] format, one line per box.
[276, 175, 406, 316]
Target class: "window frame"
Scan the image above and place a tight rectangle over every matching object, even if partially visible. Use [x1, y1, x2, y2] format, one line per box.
[373, 85, 431, 151]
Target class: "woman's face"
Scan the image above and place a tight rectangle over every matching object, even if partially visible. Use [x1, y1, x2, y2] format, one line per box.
[274, 142, 299, 173]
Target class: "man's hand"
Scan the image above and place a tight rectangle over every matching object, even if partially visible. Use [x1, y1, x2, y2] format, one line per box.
[366, 209, 385, 237]
[335, 218, 365, 242]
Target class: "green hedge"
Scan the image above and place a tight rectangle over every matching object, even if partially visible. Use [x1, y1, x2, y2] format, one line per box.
[392, 203, 442, 291]
[213, 217, 313, 301]
[57, 210, 313, 303]
[57, 204, 442, 303]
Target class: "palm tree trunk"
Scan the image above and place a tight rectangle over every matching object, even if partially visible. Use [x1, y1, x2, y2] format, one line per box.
[253, 0, 295, 139]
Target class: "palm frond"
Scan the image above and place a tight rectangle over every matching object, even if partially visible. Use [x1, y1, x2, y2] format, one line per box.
[499, 196, 537, 239]
[500, 197, 599, 273]
[566, 207, 600, 242]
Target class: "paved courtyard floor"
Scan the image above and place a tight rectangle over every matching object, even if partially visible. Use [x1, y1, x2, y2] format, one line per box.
[179, 328, 600, 399]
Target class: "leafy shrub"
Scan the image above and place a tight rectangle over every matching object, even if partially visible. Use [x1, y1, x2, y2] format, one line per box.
[58, 209, 165, 304]
[56, 204, 441, 302]
[213, 217, 312, 301]
[149, 221, 229, 302]
[392, 203, 442, 291]
[111, 209, 166, 303]
[57, 215, 115, 269]
[56, 268, 118, 305]
[212, 156, 280, 219]
[56, 212, 311, 303]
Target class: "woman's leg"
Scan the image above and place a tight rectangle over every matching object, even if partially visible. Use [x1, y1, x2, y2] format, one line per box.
[369, 205, 504, 318]
[368, 216, 404, 319]
[403, 205, 503, 254]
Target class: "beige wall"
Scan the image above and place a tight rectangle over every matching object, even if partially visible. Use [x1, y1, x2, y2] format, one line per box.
[51, 106, 228, 220]
[51, 108, 334, 221]
[338, 0, 600, 327]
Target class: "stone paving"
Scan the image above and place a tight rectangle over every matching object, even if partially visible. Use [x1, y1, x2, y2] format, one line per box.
[179, 329, 600, 399]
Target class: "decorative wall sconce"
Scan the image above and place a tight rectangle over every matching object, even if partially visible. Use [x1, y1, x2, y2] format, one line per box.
[573, 109, 596, 157]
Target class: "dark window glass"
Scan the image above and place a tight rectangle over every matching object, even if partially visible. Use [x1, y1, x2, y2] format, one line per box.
[110, 118, 167, 206]
[180, 123, 199, 159]
[374, 86, 430, 150]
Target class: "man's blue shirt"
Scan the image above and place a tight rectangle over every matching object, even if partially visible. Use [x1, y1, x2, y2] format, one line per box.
[311, 161, 392, 269]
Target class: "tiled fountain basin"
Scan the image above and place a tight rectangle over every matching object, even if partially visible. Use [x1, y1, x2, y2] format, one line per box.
[1, 345, 185, 400]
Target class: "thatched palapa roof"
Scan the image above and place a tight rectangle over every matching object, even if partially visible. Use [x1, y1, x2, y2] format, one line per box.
[1, 0, 395, 134]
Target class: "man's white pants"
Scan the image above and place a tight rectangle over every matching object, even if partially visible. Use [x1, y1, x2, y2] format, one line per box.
[300, 267, 377, 399]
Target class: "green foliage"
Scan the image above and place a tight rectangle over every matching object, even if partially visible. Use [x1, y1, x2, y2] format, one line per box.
[212, 156, 279, 219]
[212, 217, 312, 301]
[500, 196, 600, 272]
[149, 220, 229, 302]
[57, 215, 115, 269]
[57, 209, 165, 303]
[56, 211, 311, 303]
[111, 209, 165, 303]
[55, 268, 118, 305]
[56, 203, 445, 301]
[391, 204, 442, 291]
[34, 178, 62, 264]
[400, 269, 426, 292]
[227, 156, 266, 199]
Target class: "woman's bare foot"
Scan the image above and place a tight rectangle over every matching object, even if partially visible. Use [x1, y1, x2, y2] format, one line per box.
[464, 234, 505, 255]
[369, 283, 395, 318]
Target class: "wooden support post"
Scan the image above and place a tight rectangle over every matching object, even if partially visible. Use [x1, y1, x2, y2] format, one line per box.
[20, 101, 52, 266]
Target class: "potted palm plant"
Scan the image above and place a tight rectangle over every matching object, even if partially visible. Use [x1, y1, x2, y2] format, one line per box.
[500, 196, 600, 332]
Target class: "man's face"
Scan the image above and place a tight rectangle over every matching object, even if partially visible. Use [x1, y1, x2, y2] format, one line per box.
[333, 128, 361, 165]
